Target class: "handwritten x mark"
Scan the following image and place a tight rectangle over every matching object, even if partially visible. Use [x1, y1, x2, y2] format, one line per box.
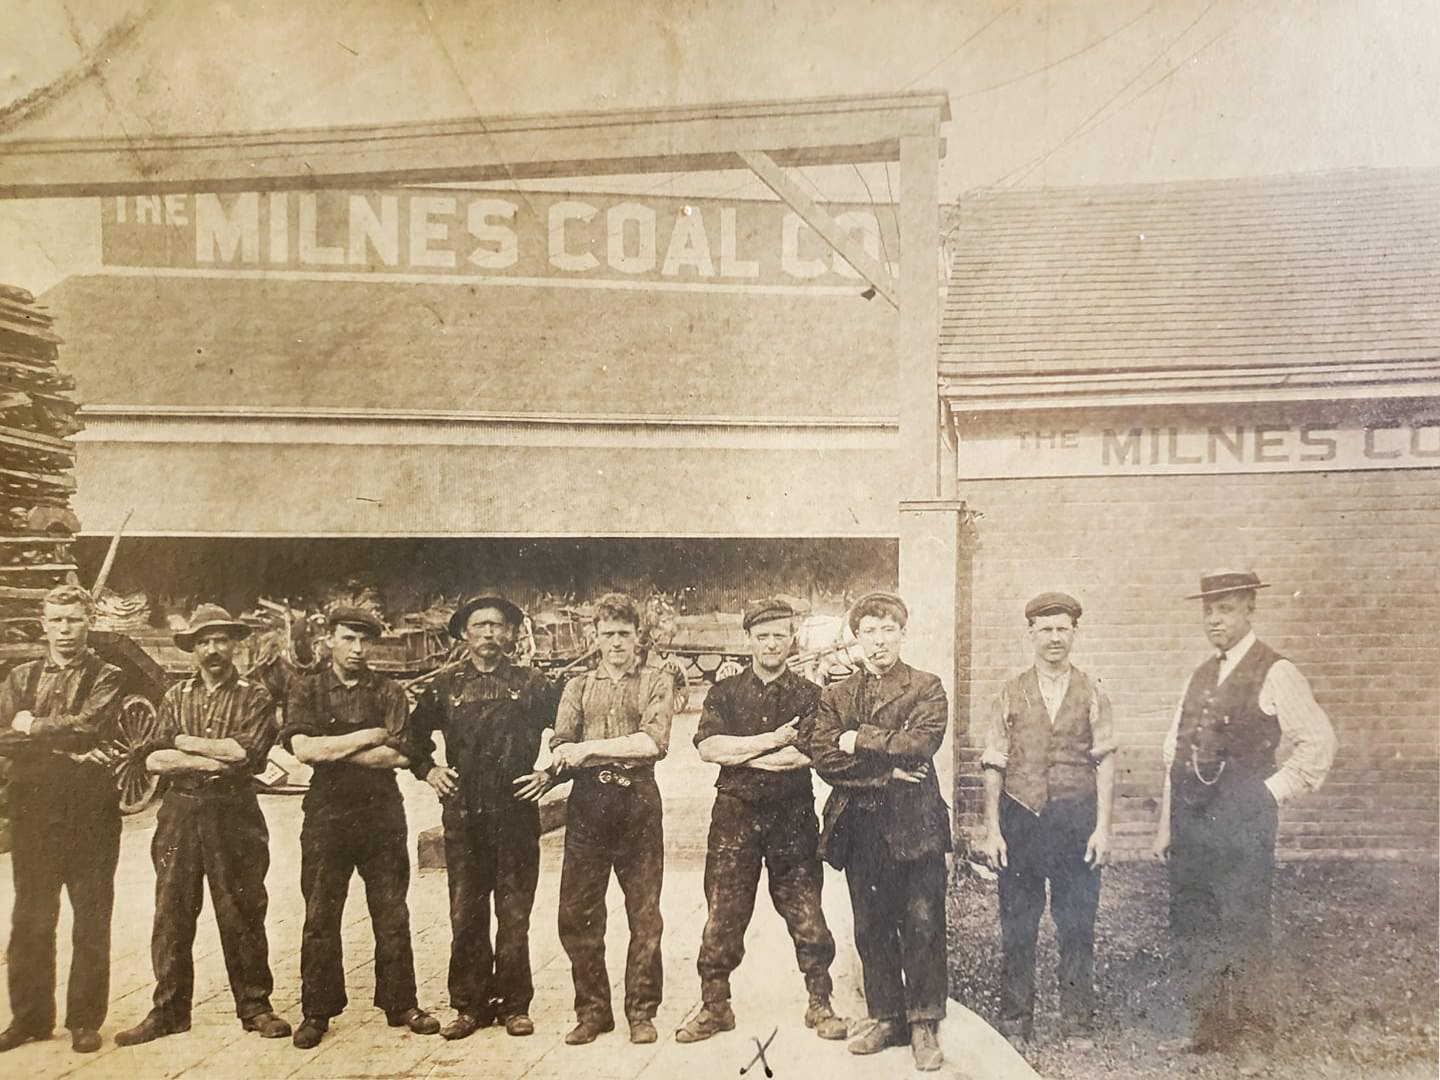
[739, 1026, 778, 1077]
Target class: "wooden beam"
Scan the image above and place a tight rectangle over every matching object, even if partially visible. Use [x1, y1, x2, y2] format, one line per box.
[0, 91, 949, 199]
[738, 150, 899, 310]
[898, 134, 942, 499]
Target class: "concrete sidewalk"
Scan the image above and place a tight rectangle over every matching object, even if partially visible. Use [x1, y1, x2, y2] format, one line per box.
[0, 709, 1035, 1080]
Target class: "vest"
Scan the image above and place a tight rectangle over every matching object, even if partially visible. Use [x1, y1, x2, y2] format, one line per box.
[1171, 640, 1282, 809]
[1000, 666, 1099, 813]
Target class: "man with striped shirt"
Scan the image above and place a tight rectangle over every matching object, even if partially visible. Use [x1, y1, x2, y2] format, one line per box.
[1153, 570, 1336, 1066]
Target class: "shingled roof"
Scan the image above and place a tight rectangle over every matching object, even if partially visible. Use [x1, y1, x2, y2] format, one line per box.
[940, 168, 1440, 385]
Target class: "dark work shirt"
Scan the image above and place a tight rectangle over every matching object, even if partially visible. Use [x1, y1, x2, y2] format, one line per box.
[696, 667, 819, 805]
[282, 666, 411, 812]
[154, 667, 278, 793]
[411, 659, 560, 817]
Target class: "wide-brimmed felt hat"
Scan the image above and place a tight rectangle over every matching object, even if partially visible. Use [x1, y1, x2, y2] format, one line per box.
[743, 597, 795, 631]
[174, 603, 252, 652]
[847, 590, 909, 633]
[1025, 591, 1083, 621]
[1185, 569, 1271, 600]
[326, 605, 385, 638]
[448, 594, 526, 638]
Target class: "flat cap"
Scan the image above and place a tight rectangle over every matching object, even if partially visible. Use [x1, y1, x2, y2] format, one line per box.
[847, 590, 909, 632]
[743, 597, 795, 630]
[1025, 591, 1083, 621]
[327, 605, 385, 638]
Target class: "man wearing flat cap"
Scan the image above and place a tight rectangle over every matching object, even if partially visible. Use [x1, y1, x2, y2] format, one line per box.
[675, 598, 847, 1045]
[116, 604, 291, 1047]
[808, 590, 950, 1072]
[409, 595, 562, 1040]
[282, 606, 439, 1050]
[980, 591, 1116, 1050]
[1154, 571, 1336, 1063]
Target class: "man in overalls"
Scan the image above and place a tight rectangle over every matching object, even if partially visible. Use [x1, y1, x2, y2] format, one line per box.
[115, 604, 291, 1046]
[1153, 570, 1336, 1066]
[979, 591, 1116, 1050]
[283, 606, 440, 1049]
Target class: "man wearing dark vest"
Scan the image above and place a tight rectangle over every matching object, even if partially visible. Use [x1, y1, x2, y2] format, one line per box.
[115, 604, 291, 1047]
[283, 606, 440, 1050]
[979, 591, 1116, 1051]
[410, 594, 562, 1040]
[0, 585, 123, 1055]
[1153, 570, 1336, 1064]
[675, 597, 847, 1045]
[808, 591, 950, 1072]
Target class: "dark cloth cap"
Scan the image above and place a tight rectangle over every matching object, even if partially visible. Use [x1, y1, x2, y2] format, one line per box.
[743, 597, 795, 631]
[449, 594, 526, 638]
[1186, 569, 1271, 600]
[847, 590, 909, 633]
[174, 603, 251, 652]
[1025, 591, 1083, 621]
[327, 605, 385, 638]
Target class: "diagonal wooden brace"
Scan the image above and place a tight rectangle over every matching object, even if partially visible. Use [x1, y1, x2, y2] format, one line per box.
[738, 149, 899, 309]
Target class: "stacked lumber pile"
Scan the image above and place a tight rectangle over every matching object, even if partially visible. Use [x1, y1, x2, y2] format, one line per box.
[0, 285, 82, 643]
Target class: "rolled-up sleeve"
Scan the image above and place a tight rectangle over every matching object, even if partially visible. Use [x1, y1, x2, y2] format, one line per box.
[1088, 679, 1117, 763]
[639, 670, 673, 758]
[550, 676, 584, 750]
[979, 685, 1011, 770]
[280, 674, 324, 754]
[232, 685, 279, 774]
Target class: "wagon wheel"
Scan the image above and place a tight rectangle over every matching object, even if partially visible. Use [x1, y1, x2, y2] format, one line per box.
[109, 693, 162, 815]
[656, 653, 690, 713]
[715, 658, 745, 683]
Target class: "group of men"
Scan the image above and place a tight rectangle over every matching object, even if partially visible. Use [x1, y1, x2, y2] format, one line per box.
[0, 569, 1335, 1075]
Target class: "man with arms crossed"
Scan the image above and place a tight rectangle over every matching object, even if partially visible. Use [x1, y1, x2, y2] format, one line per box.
[675, 597, 847, 1044]
[808, 591, 950, 1072]
[0, 585, 123, 1055]
[980, 591, 1116, 1051]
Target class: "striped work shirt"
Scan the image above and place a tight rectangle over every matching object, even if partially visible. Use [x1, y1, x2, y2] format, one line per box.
[154, 667, 277, 788]
[551, 663, 673, 761]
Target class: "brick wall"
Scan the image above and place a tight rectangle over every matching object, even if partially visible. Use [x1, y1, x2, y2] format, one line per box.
[951, 470, 1440, 859]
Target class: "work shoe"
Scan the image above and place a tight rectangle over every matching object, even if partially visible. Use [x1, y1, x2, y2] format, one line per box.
[675, 1002, 736, 1043]
[803, 997, 848, 1040]
[629, 1018, 658, 1044]
[564, 1018, 614, 1045]
[70, 1028, 102, 1054]
[0, 1025, 50, 1052]
[846, 1018, 907, 1055]
[504, 1014, 534, 1037]
[115, 1013, 190, 1047]
[292, 1017, 328, 1050]
[441, 1010, 493, 1040]
[242, 1011, 292, 1039]
[910, 1020, 944, 1072]
[387, 1007, 440, 1035]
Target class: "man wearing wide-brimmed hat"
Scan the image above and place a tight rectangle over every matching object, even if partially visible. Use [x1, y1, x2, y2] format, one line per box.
[282, 605, 440, 1050]
[409, 594, 561, 1041]
[1153, 570, 1336, 1066]
[116, 604, 291, 1048]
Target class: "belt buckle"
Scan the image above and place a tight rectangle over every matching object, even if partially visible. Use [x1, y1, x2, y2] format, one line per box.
[598, 769, 631, 788]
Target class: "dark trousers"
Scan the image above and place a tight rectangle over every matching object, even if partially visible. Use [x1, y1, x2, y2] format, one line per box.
[299, 798, 418, 1019]
[150, 789, 276, 1023]
[1169, 775, 1277, 1042]
[697, 792, 835, 1005]
[842, 809, 948, 1024]
[997, 793, 1101, 1031]
[557, 774, 664, 1024]
[442, 809, 541, 1018]
[7, 794, 120, 1033]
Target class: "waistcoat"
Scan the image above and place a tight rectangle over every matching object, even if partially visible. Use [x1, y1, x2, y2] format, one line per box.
[1001, 666, 1098, 813]
[1171, 640, 1282, 807]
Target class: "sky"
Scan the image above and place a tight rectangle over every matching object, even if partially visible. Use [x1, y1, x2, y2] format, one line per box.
[3, 0, 1440, 292]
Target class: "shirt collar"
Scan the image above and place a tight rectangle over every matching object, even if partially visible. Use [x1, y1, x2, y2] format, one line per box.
[1035, 663, 1072, 683]
[462, 657, 512, 679]
[43, 648, 91, 673]
[593, 659, 640, 682]
[190, 664, 241, 692]
[327, 664, 376, 690]
[1220, 631, 1257, 664]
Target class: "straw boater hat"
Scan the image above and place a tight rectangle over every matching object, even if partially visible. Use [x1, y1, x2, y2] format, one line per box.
[448, 594, 526, 639]
[173, 603, 252, 652]
[1185, 569, 1271, 600]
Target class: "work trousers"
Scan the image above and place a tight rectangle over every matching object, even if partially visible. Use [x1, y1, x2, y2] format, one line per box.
[997, 793, 1101, 1031]
[1169, 774, 1277, 1042]
[557, 774, 664, 1025]
[299, 797, 418, 1019]
[842, 808, 948, 1024]
[7, 789, 120, 1033]
[697, 792, 835, 1005]
[150, 788, 276, 1023]
[442, 808, 541, 1018]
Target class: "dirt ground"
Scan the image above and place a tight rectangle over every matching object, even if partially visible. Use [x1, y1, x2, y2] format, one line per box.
[947, 859, 1440, 1080]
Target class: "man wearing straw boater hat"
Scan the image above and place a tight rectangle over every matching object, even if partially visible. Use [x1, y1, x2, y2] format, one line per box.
[807, 590, 950, 1072]
[1153, 570, 1336, 1065]
[282, 605, 440, 1050]
[0, 585, 123, 1056]
[115, 604, 292, 1048]
[409, 594, 561, 1041]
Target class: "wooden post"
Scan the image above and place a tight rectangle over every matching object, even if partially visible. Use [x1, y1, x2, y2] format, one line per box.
[898, 135, 940, 500]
